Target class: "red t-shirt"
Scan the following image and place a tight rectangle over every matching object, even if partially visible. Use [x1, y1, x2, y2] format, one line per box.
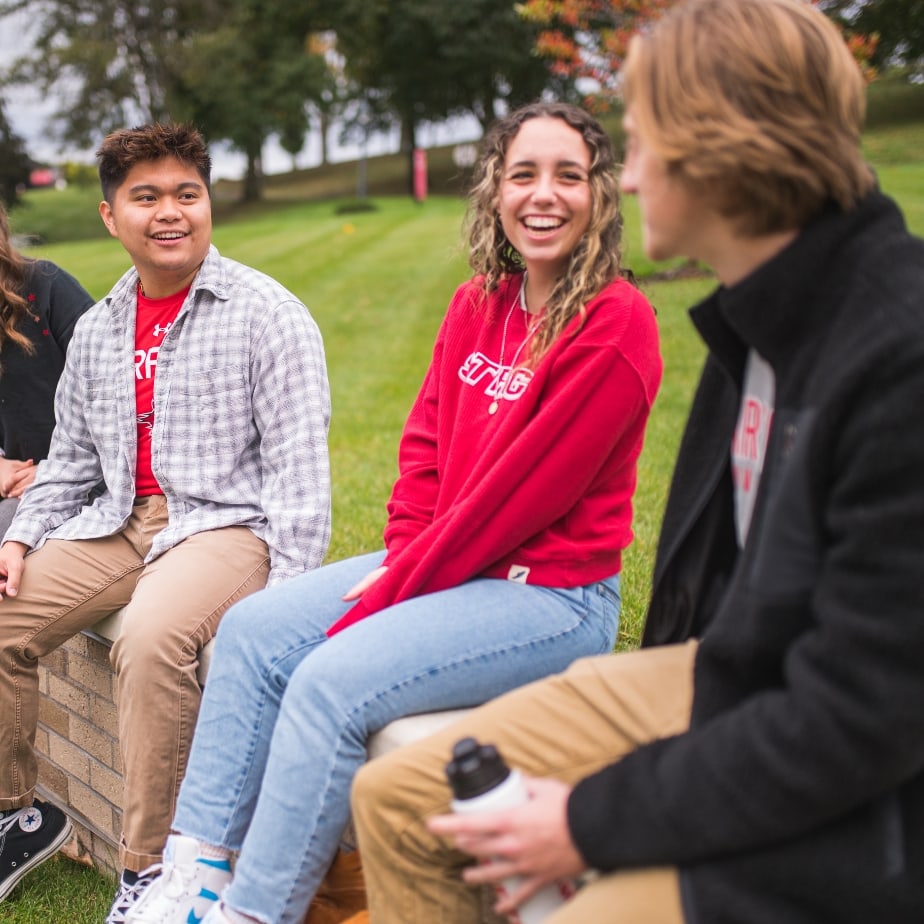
[134, 285, 188, 495]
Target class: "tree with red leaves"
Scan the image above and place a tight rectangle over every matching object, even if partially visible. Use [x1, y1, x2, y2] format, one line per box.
[519, 0, 878, 111]
[517, 0, 671, 109]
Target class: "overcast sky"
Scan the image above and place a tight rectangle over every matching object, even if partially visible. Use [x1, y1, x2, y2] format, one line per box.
[0, 20, 301, 184]
[1, 11, 480, 181]
[1, 14, 64, 160]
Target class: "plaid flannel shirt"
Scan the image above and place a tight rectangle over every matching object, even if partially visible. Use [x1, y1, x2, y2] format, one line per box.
[7, 246, 331, 585]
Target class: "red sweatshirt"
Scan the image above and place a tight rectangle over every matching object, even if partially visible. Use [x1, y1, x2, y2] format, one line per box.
[327, 274, 662, 635]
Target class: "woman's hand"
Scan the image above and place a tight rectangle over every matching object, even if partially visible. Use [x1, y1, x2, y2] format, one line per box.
[342, 565, 389, 602]
[0, 458, 36, 499]
[427, 776, 587, 916]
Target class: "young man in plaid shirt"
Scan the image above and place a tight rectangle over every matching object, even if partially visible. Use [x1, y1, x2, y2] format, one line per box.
[0, 123, 331, 920]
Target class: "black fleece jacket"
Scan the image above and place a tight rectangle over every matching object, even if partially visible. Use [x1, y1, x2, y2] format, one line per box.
[0, 259, 94, 460]
[567, 190, 924, 923]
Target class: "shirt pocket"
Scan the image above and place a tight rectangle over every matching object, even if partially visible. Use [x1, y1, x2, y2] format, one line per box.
[164, 368, 254, 459]
[80, 376, 122, 458]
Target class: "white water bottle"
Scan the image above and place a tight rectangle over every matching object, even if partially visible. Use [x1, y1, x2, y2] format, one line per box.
[446, 737, 575, 924]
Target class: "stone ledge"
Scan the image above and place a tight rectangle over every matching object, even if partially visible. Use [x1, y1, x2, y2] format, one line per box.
[37, 609, 472, 874]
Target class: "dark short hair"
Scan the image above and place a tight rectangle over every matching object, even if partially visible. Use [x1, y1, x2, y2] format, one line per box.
[97, 123, 212, 202]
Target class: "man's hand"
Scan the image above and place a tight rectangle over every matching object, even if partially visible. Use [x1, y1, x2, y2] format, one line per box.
[0, 541, 29, 599]
[342, 565, 388, 602]
[0, 458, 36, 499]
[427, 776, 587, 916]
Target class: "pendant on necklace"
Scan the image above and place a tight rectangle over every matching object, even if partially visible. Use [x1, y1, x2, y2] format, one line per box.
[488, 401, 499, 415]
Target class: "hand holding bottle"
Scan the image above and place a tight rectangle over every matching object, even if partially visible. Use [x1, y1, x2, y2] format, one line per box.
[429, 737, 584, 923]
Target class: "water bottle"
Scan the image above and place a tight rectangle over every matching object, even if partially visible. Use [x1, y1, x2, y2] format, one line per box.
[446, 736, 575, 924]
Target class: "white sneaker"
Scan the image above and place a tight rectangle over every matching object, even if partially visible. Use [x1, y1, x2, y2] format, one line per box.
[123, 834, 232, 924]
[200, 902, 234, 924]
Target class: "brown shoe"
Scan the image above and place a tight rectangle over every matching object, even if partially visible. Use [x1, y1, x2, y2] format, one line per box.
[303, 849, 367, 924]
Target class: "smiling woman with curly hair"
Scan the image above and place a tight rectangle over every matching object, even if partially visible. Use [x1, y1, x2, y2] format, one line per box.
[127, 101, 663, 924]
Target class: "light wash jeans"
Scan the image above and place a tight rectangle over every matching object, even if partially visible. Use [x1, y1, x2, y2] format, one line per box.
[172, 551, 620, 924]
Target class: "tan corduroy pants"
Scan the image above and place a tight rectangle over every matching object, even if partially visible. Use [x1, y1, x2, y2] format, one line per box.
[352, 641, 697, 924]
[0, 496, 270, 870]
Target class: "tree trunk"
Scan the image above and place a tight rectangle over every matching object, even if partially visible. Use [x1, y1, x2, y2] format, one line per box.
[399, 113, 417, 197]
[242, 147, 264, 202]
[399, 112, 417, 153]
[319, 109, 330, 167]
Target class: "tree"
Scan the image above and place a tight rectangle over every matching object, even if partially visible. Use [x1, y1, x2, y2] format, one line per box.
[333, 0, 563, 151]
[171, 6, 329, 200]
[0, 0, 330, 200]
[0, 0, 219, 147]
[518, 0, 670, 109]
[301, 31, 358, 169]
[820, 0, 923, 71]
[0, 95, 30, 207]
[520, 0, 880, 109]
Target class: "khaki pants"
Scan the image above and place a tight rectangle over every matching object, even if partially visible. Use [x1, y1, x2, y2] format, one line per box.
[352, 641, 697, 924]
[0, 496, 270, 870]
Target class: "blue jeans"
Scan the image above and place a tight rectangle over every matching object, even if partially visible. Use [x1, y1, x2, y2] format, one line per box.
[172, 551, 620, 924]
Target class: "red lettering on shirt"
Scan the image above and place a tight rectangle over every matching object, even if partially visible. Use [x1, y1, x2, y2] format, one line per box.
[134, 286, 189, 495]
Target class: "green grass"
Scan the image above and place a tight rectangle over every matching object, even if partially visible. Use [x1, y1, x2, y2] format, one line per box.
[0, 855, 112, 923]
[618, 276, 712, 645]
[0, 90, 922, 922]
[864, 69, 924, 129]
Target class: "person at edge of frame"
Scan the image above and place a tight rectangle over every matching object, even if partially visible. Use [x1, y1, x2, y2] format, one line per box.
[0, 200, 94, 537]
[347, 1, 924, 923]
[121, 100, 663, 924]
[0, 123, 331, 922]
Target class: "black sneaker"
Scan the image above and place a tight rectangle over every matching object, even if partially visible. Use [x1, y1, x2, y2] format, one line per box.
[106, 868, 161, 924]
[0, 800, 73, 901]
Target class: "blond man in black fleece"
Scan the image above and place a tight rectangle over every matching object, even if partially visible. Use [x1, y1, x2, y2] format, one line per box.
[348, 1, 924, 922]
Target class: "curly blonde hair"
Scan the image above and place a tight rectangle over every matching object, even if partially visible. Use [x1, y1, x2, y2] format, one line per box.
[466, 102, 628, 363]
[0, 202, 35, 355]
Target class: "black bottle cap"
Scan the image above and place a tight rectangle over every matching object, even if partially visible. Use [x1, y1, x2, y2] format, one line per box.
[446, 736, 511, 800]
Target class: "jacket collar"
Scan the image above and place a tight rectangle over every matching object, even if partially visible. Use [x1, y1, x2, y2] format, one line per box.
[688, 189, 903, 378]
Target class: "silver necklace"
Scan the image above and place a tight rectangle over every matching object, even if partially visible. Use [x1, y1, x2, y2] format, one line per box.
[488, 275, 542, 415]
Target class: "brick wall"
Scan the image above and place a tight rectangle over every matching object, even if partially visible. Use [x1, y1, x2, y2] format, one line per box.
[34, 625, 484, 905]
[36, 631, 122, 874]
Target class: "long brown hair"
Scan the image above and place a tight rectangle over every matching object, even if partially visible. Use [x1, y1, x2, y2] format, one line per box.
[0, 202, 35, 355]
[466, 102, 627, 363]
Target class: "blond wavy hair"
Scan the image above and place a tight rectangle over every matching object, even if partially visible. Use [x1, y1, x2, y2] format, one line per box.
[466, 102, 628, 364]
[0, 202, 35, 355]
[621, 0, 874, 235]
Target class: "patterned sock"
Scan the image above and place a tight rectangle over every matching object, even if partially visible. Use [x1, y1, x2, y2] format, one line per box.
[199, 842, 233, 862]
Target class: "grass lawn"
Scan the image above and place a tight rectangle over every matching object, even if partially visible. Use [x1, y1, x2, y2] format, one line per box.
[1, 89, 922, 921]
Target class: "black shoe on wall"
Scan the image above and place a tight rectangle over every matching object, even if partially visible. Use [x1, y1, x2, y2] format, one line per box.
[0, 800, 73, 902]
